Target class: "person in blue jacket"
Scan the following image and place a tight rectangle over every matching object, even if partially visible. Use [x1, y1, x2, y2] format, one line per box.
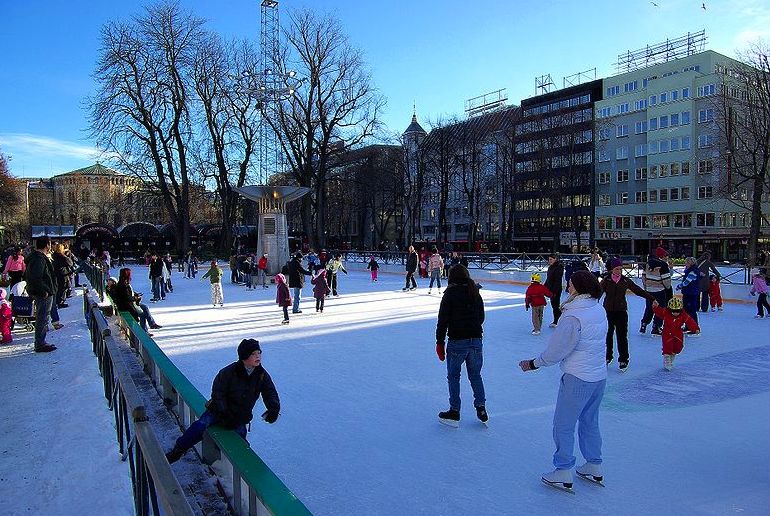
[675, 256, 702, 326]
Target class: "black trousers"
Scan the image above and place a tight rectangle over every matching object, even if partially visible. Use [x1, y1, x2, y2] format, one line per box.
[606, 310, 629, 363]
[316, 297, 325, 312]
[757, 293, 770, 317]
[329, 273, 338, 296]
[699, 290, 710, 312]
[405, 272, 417, 289]
[550, 291, 562, 324]
[641, 290, 669, 331]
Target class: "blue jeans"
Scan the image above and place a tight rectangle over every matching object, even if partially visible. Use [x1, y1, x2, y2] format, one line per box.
[152, 277, 162, 300]
[33, 295, 53, 346]
[175, 410, 247, 452]
[50, 299, 60, 323]
[446, 338, 485, 411]
[429, 269, 441, 289]
[292, 287, 302, 312]
[552, 373, 605, 470]
[138, 303, 156, 331]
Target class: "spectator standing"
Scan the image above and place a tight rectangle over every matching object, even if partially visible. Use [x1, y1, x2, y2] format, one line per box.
[24, 237, 57, 352]
[257, 253, 269, 288]
[3, 247, 26, 289]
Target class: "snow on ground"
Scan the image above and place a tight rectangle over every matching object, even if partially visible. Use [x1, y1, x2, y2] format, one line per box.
[0, 290, 133, 516]
[3, 265, 767, 515]
[137, 265, 770, 516]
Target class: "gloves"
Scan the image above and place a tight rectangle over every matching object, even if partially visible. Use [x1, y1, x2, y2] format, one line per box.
[435, 342, 445, 362]
[261, 409, 279, 424]
[519, 359, 538, 372]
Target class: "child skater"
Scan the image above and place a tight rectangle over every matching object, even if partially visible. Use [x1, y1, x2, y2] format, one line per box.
[367, 256, 380, 282]
[311, 268, 331, 313]
[750, 269, 770, 318]
[201, 260, 224, 307]
[0, 288, 12, 344]
[652, 297, 700, 371]
[708, 274, 723, 312]
[524, 273, 553, 335]
[276, 265, 292, 324]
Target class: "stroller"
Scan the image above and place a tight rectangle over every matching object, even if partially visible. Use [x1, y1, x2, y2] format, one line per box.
[10, 281, 35, 332]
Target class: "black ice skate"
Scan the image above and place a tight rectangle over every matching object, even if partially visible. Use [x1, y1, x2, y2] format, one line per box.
[476, 406, 489, 427]
[438, 409, 460, 428]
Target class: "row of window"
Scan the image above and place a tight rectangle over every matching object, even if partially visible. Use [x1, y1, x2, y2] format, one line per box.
[517, 108, 593, 135]
[515, 130, 593, 154]
[515, 194, 591, 211]
[598, 211, 756, 231]
[598, 184, 719, 206]
[605, 66, 702, 98]
[522, 95, 592, 117]
[597, 83, 716, 119]
[514, 151, 593, 174]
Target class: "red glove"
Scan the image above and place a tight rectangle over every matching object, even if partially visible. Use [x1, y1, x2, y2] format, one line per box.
[436, 342, 445, 362]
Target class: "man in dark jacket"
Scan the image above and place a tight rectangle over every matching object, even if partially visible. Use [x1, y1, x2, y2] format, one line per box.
[696, 251, 720, 312]
[640, 247, 673, 335]
[166, 339, 280, 463]
[403, 245, 418, 291]
[287, 252, 311, 313]
[544, 253, 565, 327]
[148, 254, 165, 302]
[25, 236, 57, 352]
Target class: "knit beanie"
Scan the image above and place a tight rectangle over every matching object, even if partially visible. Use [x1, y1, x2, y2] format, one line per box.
[607, 258, 623, 270]
[237, 339, 261, 360]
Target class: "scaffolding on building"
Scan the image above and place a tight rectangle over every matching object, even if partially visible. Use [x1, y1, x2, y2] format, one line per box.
[563, 68, 597, 88]
[615, 30, 707, 74]
[464, 89, 508, 118]
[534, 74, 555, 95]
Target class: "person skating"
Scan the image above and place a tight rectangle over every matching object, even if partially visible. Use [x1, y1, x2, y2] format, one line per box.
[544, 253, 565, 327]
[587, 248, 605, 279]
[367, 256, 379, 282]
[435, 265, 487, 428]
[257, 253, 269, 288]
[403, 246, 418, 291]
[675, 257, 701, 326]
[276, 267, 292, 324]
[519, 271, 608, 492]
[696, 251, 721, 313]
[242, 256, 254, 290]
[427, 247, 444, 294]
[639, 247, 673, 335]
[148, 254, 165, 302]
[525, 273, 553, 335]
[708, 275, 723, 312]
[311, 268, 330, 313]
[652, 297, 699, 371]
[325, 254, 348, 297]
[201, 260, 224, 307]
[166, 339, 280, 464]
[750, 269, 770, 318]
[600, 258, 655, 371]
[288, 252, 311, 313]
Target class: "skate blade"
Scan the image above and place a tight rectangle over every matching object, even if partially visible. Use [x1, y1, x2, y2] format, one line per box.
[541, 478, 575, 494]
[576, 472, 605, 487]
[438, 418, 459, 428]
[479, 420, 489, 428]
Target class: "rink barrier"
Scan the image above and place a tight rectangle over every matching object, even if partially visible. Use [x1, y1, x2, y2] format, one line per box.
[83, 294, 195, 516]
[113, 309, 312, 516]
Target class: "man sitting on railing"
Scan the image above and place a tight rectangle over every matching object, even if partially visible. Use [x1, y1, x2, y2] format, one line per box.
[166, 339, 281, 464]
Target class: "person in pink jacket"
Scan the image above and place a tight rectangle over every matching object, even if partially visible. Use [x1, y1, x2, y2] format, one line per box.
[0, 288, 12, 343]
[275, 266, 292, 325]
[3, 247, 26, 288]
[750, 270, 770, 318]
[311, 269, 330, 313]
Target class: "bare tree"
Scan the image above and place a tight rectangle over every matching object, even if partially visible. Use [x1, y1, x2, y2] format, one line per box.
[422, 119, 457, 245]
[265, 9, 385, 249]
[89, 1, 203, 254]
[0, 149, 27, 244]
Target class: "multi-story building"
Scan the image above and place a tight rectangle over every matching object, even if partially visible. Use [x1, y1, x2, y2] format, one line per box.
[594, 48, 765, 261]
[514, 80, 603, 251]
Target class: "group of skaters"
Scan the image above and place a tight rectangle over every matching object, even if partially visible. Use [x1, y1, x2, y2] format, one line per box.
[402, 245, 468, 293]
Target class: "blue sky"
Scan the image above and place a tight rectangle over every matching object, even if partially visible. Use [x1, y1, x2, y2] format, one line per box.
[1, 0, 768, 178]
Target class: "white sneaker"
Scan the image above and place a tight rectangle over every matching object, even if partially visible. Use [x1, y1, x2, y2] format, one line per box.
[663, 354, 673, 371]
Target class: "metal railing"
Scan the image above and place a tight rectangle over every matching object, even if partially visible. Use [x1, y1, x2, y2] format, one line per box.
[82, 260, 107, 301]
[83, 293, 194, 516]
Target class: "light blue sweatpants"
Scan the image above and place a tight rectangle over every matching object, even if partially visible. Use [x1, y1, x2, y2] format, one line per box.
[552, 373, 605, 470]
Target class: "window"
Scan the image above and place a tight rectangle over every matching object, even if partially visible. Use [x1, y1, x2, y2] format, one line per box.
[659, 163, 669, 177]
[698, 84, 716, 97]
[598, 172, 611, 184]
[617, 169, 629, 182]
[599, 128, 611, 140]
[649, 190, 658, 202]
[635, 191, 648, 203]
[673, 214, 692, 228]
[649, 94, 657, 106]
[616, 124, 629, 137]
[598, 217, 613, 230]
[682, 111, 691, 125]
[681, 187, 690, 200]
[659, 189, 669, 202]
[671, 162, 680, 175]
[624, 80, 638, 93]
[635, 120, 648, 133]
[670, 188, 680, 201]
[659, 115, 669, 129]
[681, 161, 690, 175]
[681, 136, 691, 150]
[698, 159, 713, 174]
[670, 138, 680, 152]
[660, 92, 668, 103]
[617, 103, 629, 114]
[635, 215, 650, 228]
[615, 216, 631, 229]
[599, 107, 612, 118]
[616, 192, 628, 204]
[649, 117, 658, 130]
[635, 99, 648, 111]
[698, 134, 713, 148]
[599, 194, 611, 206]
[635, 167, 648, 180]
[616, 146, 629, 160]
[696, 213, 716, 226]
[635, 144, 647, 157]
[607, 85, 620, 96]
[698, 108, 714, 123]
[698, 186, 713, 199]
[598, 150, 610, 162]
[670, 113, 680, 126]
[682, 87, 690, 98]
[660, 139, 670, 153]
[653, 215, 671, 228]
[649, 165, 658, 178]
[648, 141, 659, 154]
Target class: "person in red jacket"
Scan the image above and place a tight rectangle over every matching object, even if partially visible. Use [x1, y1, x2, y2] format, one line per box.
[275, 266, 292, 324]
[525, 273, 553, 335]
[652, 297, 700, 371]
[708, 275, 723, 312]
[257, 253, 269, 289]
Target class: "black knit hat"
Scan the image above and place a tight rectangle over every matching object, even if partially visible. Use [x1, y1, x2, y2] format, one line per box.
[569, 270, 602, 299]
[237, 339, 261, 360]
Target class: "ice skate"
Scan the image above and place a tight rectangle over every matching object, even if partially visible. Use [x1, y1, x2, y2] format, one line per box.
[476, 406, 489, 427]
[281, 319, 289, 325]
[718, 306, 723, 311]
[639, 323, 647, 334]
[685, 330, 701, 337]
[650, 328, 662, 337]
[438, 409, 460, 428]
[755, 314, 764, 319]
[541, 469, 575, 494]
[428, 289, 432, 294]
[618, 361, 629, 372]
[663, 354, 673, 371]
[531, 329, 540, 335]
[576, 463, 604, 486]
[711, 308, 716, 312]
[548, 322, 557, 328]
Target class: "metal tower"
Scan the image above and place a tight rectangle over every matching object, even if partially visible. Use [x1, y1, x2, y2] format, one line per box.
[259, 0, 281, 184]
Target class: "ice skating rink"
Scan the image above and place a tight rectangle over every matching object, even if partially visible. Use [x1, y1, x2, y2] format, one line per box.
[144, 265, 769, 515]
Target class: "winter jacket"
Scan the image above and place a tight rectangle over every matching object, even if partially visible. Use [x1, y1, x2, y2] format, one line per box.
[275, 274, 292, 307]
[435, 281, 485, 344]
[406, 252, 418, 273]
[109, 281, 140, 321]
[587, 256, 605, 275]
[24, 250, 56, 297]
[208, 361, 280, 429]
[708, 280, 723, 307]
[257, 257, 268, 271]
[653, 305, 699, 356]
[0, 300, 12, 343]
[696, 257, 720, 290]
[311, 271, 330, 299]
[52, 251, 74, 287]
[642, 257, 672, 293]
[751, 274, 769, 295]
[525, 282, 553, 309]
[599, 275, 654, 312]
[4, 255, 25, 273]
[564, 260, 588, 285]
[288, 257, 311, 288]
[326, 259, 347, 275]
[149, 259, 165, 279]
[544, 260, 564, 296]
[428, 253, 444, 273]
[677, 266, 701, 297]
[367, 259, 379, 271]
[202, 266, 223, 284]
[240, 260, 252, 274]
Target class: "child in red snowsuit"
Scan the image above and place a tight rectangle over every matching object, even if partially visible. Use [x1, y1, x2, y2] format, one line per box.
[652, 297, 700, 371]
[708, 275, 723, 312]
[0, 288, 12, 343]
[524, 274, 553, 335]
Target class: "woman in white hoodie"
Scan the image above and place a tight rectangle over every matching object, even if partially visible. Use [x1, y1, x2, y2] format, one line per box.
[519, 270, 608, 491]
